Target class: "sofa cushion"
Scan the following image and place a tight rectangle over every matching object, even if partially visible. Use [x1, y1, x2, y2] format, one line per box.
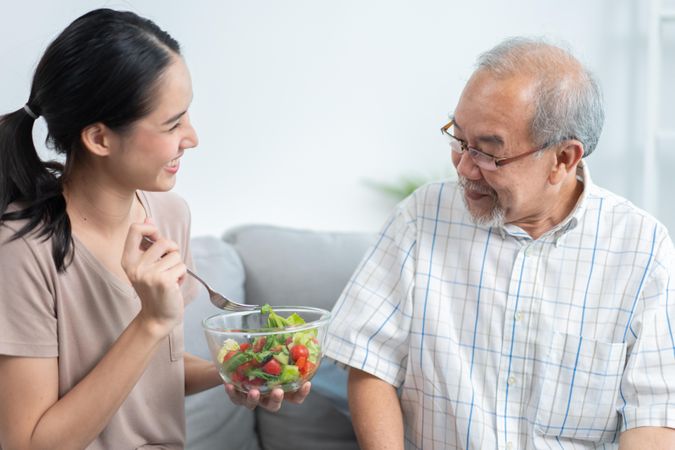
[255, 387, 360, 450]
[184, 236, 260, 450]
[223, 224, 373, 310]
[223, 225, 374, 450]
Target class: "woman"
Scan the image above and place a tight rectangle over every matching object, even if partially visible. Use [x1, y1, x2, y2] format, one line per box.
[0, 9, 308, 449]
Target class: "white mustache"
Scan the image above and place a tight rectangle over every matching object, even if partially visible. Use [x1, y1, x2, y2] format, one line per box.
[458, 177, 496, 197]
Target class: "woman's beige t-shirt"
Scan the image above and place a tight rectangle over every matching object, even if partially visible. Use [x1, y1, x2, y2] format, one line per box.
[0, 191, 198, 450]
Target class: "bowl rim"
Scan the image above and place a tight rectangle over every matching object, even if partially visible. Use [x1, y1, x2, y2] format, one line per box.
[201, 305, 332, 336]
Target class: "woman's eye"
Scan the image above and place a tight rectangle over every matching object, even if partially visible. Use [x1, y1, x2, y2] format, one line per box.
[169, 122, 181, 131]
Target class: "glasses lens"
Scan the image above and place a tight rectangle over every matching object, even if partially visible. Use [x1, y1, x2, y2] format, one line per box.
[447, 136, 463, 154]
[467, 148, 498, 171]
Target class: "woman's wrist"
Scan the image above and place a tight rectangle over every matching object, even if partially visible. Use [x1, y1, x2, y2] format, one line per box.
[132, 312, 176, 343]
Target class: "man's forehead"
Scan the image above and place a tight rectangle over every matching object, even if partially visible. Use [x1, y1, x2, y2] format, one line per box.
[452, 116, 506, 146]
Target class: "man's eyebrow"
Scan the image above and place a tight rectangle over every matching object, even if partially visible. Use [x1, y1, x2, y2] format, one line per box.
[452, 117, 504, 146]
[162, 110, 186, 126]
[475, 134, 504, 146]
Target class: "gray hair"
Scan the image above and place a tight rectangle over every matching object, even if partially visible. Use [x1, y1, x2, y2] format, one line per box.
[476, 37, 604, 157]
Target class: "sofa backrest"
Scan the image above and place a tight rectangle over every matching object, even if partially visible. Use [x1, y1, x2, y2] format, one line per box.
[223, 224, 374, 311]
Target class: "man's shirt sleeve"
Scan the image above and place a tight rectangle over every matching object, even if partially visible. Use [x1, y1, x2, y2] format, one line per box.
[619, 228, 675, 431]
[325, 197, 418, 387]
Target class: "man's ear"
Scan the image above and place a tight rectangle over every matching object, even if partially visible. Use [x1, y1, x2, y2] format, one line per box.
[549, 140, 584, 185]
[80, 123, 114, 157]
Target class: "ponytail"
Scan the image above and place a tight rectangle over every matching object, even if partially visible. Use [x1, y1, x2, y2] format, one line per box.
[0, 106, 73, 271]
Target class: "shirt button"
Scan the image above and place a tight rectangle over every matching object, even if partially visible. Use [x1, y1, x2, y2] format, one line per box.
[507, 442, 514, 450]
[507, 376, 517, 385]
[514, 311, 523, 322]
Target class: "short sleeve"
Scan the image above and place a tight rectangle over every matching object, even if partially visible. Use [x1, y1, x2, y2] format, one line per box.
[325, 197, 417, 387]
[618, 229, 675, 431]
[0, 227, 58, 357]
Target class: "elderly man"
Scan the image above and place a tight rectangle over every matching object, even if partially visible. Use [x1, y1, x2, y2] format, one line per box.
[325, 37, 675, 449]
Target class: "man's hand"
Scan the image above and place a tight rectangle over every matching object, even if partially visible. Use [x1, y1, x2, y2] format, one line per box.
[620, 426, 675, 449]
[224, 382, 311, 412]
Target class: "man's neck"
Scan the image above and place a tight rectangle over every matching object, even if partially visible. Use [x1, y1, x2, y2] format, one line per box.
[511, 175, 584, 240]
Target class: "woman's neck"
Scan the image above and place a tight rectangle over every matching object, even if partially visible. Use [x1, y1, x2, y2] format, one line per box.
[63, 170, 145, 239]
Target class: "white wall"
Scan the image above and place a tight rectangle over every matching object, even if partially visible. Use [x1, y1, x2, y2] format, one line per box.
[2, 1, 670, 237]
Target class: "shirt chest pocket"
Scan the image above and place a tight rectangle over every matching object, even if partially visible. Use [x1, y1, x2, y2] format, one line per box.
[534, 332, 626, 443]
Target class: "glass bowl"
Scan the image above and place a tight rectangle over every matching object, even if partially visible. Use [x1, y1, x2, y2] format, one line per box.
[202, 306, 331, 395]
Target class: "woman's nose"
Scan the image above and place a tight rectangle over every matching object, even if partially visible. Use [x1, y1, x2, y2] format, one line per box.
[181, 114, 199, 150]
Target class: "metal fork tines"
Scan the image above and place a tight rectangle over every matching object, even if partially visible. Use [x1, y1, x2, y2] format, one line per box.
[186, 268, 258, 311]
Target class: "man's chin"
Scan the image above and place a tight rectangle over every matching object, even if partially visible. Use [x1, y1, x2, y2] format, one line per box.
[465, 202, 505, 228]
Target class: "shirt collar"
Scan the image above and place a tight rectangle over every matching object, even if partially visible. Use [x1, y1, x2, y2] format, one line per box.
[496, 160, 591, 243]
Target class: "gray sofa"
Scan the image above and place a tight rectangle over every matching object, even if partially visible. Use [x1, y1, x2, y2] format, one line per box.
[184, 224, 374, 450]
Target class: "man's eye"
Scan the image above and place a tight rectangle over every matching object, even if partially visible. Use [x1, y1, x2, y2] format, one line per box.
[169, 122, 181, 131]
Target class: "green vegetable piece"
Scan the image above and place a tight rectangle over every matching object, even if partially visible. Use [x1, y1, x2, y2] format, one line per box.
[273, 352, 289, 365]
[279, 364, 300, 384]
[261, 304, 288, 328]
[222, 352, 252, 373]
[286, 313, 306, 326]
[253, 351, 273, 363]
[246, 368, 278, 381]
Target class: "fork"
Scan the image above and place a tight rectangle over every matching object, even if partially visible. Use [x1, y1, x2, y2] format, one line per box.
[185, 267, 258, 311]
[142, 236, 257, 311]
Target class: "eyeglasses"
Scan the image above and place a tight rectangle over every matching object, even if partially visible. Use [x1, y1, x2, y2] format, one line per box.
[440, 119, 550, 171]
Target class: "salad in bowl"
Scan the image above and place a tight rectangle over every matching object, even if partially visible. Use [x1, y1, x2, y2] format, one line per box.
[202, 304, 331, 394]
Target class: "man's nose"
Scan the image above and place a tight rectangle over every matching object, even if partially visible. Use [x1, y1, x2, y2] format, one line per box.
[453, 151, 482, 180]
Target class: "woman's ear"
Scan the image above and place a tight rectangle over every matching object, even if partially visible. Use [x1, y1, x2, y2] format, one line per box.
[80, 123, 114, 157]
[549, 140, 584, 185]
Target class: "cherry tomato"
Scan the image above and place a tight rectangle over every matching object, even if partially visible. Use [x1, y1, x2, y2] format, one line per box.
[239, 343, 251, 352]
[248, 377, 266, 386]
[290, 344, 309, 362]
[263, 358, 282, 376]
[230, 371, 245, 383]
[295, 356, 307, 370]
[300, 360, 316, 377]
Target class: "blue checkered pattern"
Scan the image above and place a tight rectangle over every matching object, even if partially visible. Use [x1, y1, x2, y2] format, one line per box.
[325, 164, 675, 449]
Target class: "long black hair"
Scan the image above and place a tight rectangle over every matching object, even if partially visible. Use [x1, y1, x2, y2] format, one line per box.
[0, 9, 181, 271]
